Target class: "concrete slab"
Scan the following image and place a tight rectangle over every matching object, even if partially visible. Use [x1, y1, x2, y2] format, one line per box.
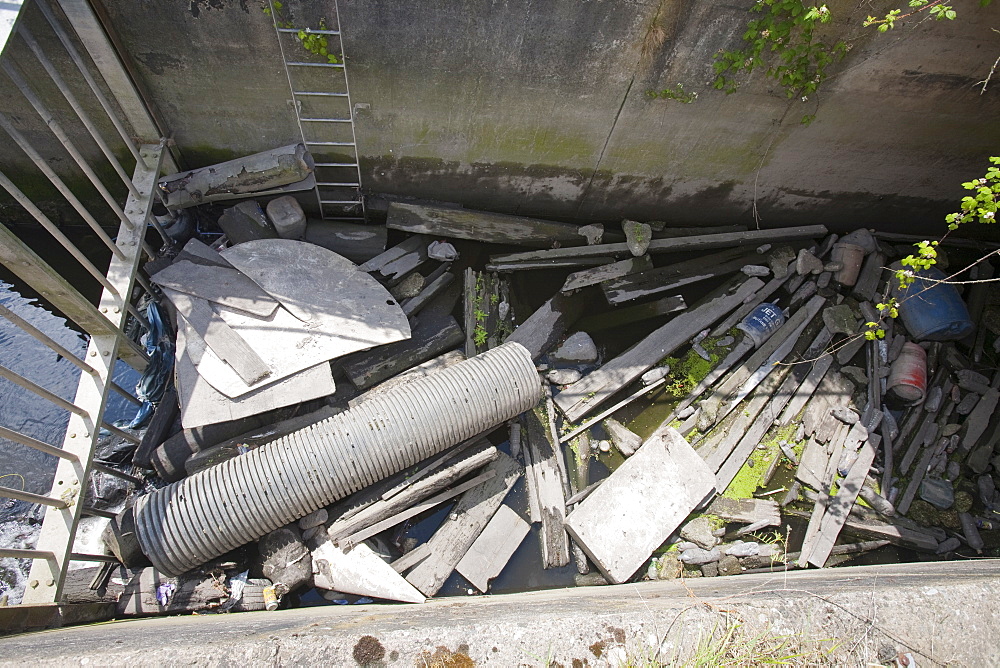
[455, 504, 530, 592]
[151, 260, 279, 317]
[311, 537, 425, 604]
[565, 427, 715, 584]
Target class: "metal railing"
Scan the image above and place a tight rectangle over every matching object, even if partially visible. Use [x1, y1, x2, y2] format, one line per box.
[0, 0, 167, 606]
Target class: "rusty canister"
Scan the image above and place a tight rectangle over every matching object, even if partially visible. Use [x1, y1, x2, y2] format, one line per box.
[886, 342, 927, 406]
[831, 242, 865, 286]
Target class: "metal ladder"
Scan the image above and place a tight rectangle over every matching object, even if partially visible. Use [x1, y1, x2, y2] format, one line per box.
[269, 1, 365, 222]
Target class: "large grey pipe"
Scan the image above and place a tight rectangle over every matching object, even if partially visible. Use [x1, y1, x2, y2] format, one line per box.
[133, 342, 541, 575]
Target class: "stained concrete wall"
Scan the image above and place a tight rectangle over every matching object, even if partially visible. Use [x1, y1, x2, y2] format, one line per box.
[1, 0, 999, 234]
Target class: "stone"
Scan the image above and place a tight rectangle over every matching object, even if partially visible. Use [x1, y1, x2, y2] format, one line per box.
[265, 195, 307, 240]
[838, 228, 877, 253]
[831, 407, 859, 425]
[717, 336, 735, 347]
[756, 244, 772, 254]
[646, 220, 667, 232]
[679, 547, 721, 565]
[700, 562, 719, 577]
[675, 542, 699, 552]
[390, 272, 425, 300]
[681, 567, 703, 578]
[742, 265, 770, 277]
[641, 366, 671, 385]
[796, 249, 824, 276]
[598, 440, 611, 452]
[758, 544, 782, 558]
[602, 418, 642, 457]
[768, 246, 796, 278]
[564, 428, 716, 584]
[822, 304, 859, 336]
[945, 461, 961, 482]
[676, 406, 696, 419]
[649, 554, 682, 580]
[907, 500, 938, 526]
[622, 220, 652, 256]
[840, 365, 868, 387]
[258, 525, 313, 592]
[547, 368, 583, 386]
[680, 516, 718, 550]
[578, 224, 604, 245]
[919, 477, 955, 510]
[953, 490, 974, 514]
[924, 386, 943, 413]
[725, 541, 760, 557]
[942, 423, 962, 437]
[218, 200, 278, 245]
[298, 508, 328, 530]
[977, 475, 996, 506]
[816, 272, 832, 289]
[717, 555, 743, 576]
[550, 332, 598, 364]
[935, 536, 961, 554]
[956, 393, 979, 416]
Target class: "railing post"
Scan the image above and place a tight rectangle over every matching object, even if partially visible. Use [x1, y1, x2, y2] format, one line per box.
[21, 144, 164, 606]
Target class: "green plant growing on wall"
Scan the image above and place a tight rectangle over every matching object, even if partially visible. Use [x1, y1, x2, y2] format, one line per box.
[263, 1, 342, 64]
[712, 2, 848, 103]
[645, 82, 699, 103]
[864, 0, 992, 32]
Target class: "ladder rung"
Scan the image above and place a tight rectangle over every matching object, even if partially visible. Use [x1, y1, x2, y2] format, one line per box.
[320, 200, 363, 205]
[317, 182, 361, 187]
[293, 91, 349, 97]
[306, 141, 356, 146]
[314, 162, 359, 167]
[287, 61, 345, 68]
[278, 27, 341, 35]
[301, 118, 353, 123]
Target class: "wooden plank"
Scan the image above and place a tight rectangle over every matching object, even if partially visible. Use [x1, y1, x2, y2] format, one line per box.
[795, 436, 827, 491]
[489, 225, 829, 264]
[654, 225, 748, 238]
[487, 258, 613, 272]
[807, 434, 881, 567]
[340, 313, 464, 390]
[388, 202, 592, 248]
[897, 445, 936, 516]
[796, 423, 844, 567]
[405, 453, 522, 597]
[360, 234, 430, 277]
[601, 247, 756, 305]
[706, 497, 780, 527]
[504, 290, 589, 360]
[522, 406, 570, 568]
[561, 256, 653, 292]
[555, 278, 764, 423]
[402, 271, 455, 317]
[391, 542, 433, 574]
[576, 295, 686, 332]
[455, 504, 531, 592]
[164, 289, 272, 386]
[339, 469, 499, 548]
[851, 252, 886, 303]
[150, 260, 278, 317]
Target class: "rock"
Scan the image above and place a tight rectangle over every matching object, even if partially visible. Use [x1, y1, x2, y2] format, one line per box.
[822, 304, 859, 336]
[258, 524, 313, 592]
[717, 336, 735, 347]
[725, 541, 760, 557]
[954, 490, 974, 514]
[919, 477, 955, 510]
[641, 366, 671, 385]
[941, 423, 962, 437]
[831, 407, 859, 425]
[649, 554, 682, 580]
[547, 368, 583, 385]
[298, 508, 328, 530]
[758, 544, 782, 558]
[622, 220, 652, 256]
[675, 542, 699, 552]
[796, 249, 824, 276]
[676, 406, 696, 419]
[935, 536, 961, 554]
[756, 244, 772, 254]
[700, 562, 719, 577]
[646, 220, 666, 232]
[768, 246, 796, 278]
[598, 440, 611, 452]
[266, 195, 307, 240]
[550, 332, 598, 364]
[924, 386, 943, 413]
[578, 224, 604, 246]
[956, 393, 979, 416]
[302, 526, 320, 541]
[840, 366, 868, 387]
[681, 567, 703, 578]
[816, 272, 832, 289]
[390, 272, 425, 300]
[945, 461, 961, 482]
[907, 500, 938, 526]
[742, 265, 770, 277]
[717, 555, 743, 576]
[936, 509, 961, 530]
[838, 228, 877, 253]
[679, 547, 721, 565]
[680, 516, 718, 549]
[218, 200, 278, 245]
[977, 475, 996, 506]
[603, 418, 642, 457]
[427, 240, 458, 261]
[957, 368, 990, 387]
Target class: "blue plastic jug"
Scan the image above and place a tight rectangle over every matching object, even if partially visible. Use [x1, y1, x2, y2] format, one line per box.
[896, 268, 974, 341]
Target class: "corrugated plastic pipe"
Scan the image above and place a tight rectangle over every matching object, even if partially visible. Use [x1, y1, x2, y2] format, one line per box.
[133, 342, 541, 575]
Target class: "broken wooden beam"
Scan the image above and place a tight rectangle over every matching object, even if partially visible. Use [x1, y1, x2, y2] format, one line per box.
[601, 247, 756, 305]
[504, 290, 589, 360]
[575, 295, 686, 333]
[522, 406, 570, 568]
[561, 256, 653, 293]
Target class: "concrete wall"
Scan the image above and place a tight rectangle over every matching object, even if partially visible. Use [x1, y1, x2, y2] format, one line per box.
[2, 0, 999, 234]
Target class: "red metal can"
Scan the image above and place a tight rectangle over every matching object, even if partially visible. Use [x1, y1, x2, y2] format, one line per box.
[886, 342, 927, 405]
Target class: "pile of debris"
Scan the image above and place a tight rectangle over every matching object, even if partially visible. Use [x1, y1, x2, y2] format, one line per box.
[83, 145, 1000, 616]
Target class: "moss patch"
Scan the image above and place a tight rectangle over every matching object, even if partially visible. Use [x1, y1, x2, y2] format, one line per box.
[723, 422, 802, 500]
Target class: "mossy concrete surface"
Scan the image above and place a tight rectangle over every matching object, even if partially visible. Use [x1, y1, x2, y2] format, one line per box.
[2, 560, 998, 666]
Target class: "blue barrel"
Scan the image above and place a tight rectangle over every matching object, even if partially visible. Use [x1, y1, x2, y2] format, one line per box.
[737, 303, 785, 347]
[896, 268, 974, 341]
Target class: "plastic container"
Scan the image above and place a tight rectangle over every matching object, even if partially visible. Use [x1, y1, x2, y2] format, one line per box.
[830, 242, 865, 286]
[886, 342, 927, 406]
[895, 267, 974, 341]
[737, 303, 785, 347]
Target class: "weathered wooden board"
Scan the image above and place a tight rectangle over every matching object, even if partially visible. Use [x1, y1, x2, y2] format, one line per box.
[360, 234, 430, 276]
[455, 504, 530, 592]
[388, 202, 592, 248]
[706, 497, 780, 527]
[560, 256, 653, 293]
[402, 271, 455, 317]
[340, 313, 463, 390]
[575, 295, 687, 333]
[405, 453, 522, 597]
[565, 428, 715, 584]
[487, 258, 613, 272]
[151, 260, 279, 317]
[601, 247, 756, 304]
[504, 290, 589, 360]
[489, 225, 828, 263]
[522, 406, 570, 568]
[554, 279, 763, 423]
